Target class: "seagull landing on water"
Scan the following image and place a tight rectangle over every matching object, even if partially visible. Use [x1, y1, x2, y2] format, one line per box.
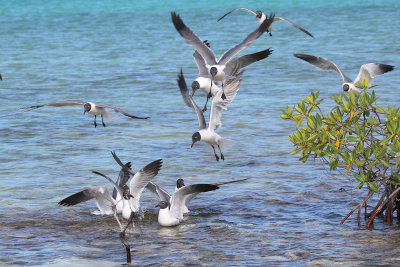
[171, 11, 274, 100]
[24, 100, 149, 127]
[192, 47, 273, 112]
[58, 162, 134, 219]
[178, 69, 243, 161]
[294, 54, 395, 95]
[218, 8, 313, 38]
[147, 178, 249, 215]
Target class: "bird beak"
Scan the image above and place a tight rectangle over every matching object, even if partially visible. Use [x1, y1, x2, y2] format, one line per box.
[83, 110, 86, 115]
[129, 194, 134, 199]
[155, 204, 160, 208]
[191, 142, 194, 148]
[192, 90, 195, 97]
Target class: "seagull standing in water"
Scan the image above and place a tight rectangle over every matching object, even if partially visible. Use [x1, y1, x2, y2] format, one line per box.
[294, 54, 395, 95]
[24, 100, 149, 127]
[178, 69, 243, 161]
[218, 8, 313, 38]
[171, 11, 274, 99]
[192, 47, 273, 112]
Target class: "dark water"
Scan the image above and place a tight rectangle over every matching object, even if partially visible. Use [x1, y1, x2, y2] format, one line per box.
[1, 0, 400, 265]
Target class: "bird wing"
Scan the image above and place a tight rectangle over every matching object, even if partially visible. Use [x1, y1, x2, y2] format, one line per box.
[177, 70, 207, 129]
[111, 151, 136, 177]
[170, 184, 219, 219]
[208, 71, 243, 131]
[171, 12, 217, 65]
[274, 17, 313, 38]
[214, 178, 249, 186]
[92, 171, 125, 202]
[218, 13, 275, 65]
[129, 159, 163, 211]
[193, 51, 209, 76]
[217, 7, 257, 21]
[224, 48, 273, 76]
[353, 63, 394, 88]
[24, 100, 85, 110]
[95, 103, 149, 119]
[294, 54, 352, 83]
[146, 181, 171, 205]
[112, 162, 132, 199]
[58, 186, 115, 215]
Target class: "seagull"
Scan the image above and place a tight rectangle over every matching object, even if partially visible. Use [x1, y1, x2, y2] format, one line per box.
[218, 8, 313, 38]
[24, 100, 149, 127]
[294, 54, 395, 95]
[178, 69, 243, 161]
[154, 183, 219, 227]
[171, 11, 274, 99]
[147, 178, 248, 215]
[58, 162, 133, 218]
[109, 151, 164, 218]
[192, 47, 273, 111]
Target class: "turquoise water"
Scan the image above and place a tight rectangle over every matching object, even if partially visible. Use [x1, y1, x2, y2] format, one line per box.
[1, 0, 400, 265]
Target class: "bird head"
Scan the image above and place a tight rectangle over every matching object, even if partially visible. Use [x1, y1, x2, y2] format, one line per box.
[155, 200, 169, 209]
[83, 103, 91, 115]
[176, 178, 185, 189]
[191, 80, 200, 96]
[191, 132, 201, 148]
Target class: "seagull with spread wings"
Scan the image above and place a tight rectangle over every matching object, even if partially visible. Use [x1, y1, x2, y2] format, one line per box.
[24, 100, 149, 127]
[294, 54, 394, 95]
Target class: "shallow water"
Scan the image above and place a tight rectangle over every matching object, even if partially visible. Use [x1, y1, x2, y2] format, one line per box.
[1, 0, 400, 265]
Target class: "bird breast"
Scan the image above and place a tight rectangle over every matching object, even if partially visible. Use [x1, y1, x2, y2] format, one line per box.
[158, 208, 180, 227]
[86, 103, 104, 116]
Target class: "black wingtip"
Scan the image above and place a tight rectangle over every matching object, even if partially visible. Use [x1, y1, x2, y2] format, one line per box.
[195, 184, 220, 193]
[171, 11, 184, 32]
[381, 64, 395, 73]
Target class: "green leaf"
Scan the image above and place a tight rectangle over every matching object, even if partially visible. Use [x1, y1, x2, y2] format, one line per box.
[347, 136, 359, 142]
[367, 182, 379, 192]
[380, 159, 391, 168]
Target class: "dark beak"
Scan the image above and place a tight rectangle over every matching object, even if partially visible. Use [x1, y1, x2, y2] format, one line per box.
[191, 142, 194, 148]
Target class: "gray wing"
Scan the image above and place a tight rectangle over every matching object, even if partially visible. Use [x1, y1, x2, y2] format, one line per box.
[111, 151, 136, 177]
[274, 17, 313, 38]
[92, 171, 125, 201]
[130, 159, 163, 211]
[24, 100, 84, 110]
[177, 70, 207, 129]
[208, 71, 243, 131]
[112, 162, 132, 199]
[193, 51, 209, 76]
[171, 12, 217, 65]
[146, 181, 171, 204]
[217, 7, 257, 21]
[353, 63, 394, 88]
[294, 54, 352, 83]
[170, 184, 219, 219]
[218, 13, 275, 65]
[214, 178, 249, 186]
[224, 48, 273, 76]
[95, 103, 149, 119]
[58, 186, 115, 215]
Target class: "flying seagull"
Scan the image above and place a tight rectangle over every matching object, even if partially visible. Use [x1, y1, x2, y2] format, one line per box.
[24, 100, 149, 127]
[147, 178, 248, 214]
[178, 69, 243, 161]
[171, 11, 274, 99]
[192, 48, 273, 111]
[58, 162, 134, 218]
[294, 54, 395, 95]
[218, 8, 313, 38]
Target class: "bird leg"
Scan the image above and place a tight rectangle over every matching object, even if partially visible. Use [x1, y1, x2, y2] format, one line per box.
[101, 115, 106, 127]
[94, 115, 97, 128]
[221, 82, 227, 100]
[218, 145, 224, 161]
[202, 90, 212, 112]
[211, 145, 219, 161]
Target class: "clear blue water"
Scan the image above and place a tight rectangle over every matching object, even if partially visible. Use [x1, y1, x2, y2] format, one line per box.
[1, 0, 400, 265]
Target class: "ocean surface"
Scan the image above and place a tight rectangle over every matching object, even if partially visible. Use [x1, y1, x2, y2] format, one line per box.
[1, 0, 400, 265]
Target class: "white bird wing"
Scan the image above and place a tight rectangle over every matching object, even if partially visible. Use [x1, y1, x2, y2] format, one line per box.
[91, 171, 125, 203]
[129, 159, 163, 211]
[294, 54, 352, 83]
[224, 48, 273, 76]
[95, 103, 149, 119]
[274, 17, 314, 37]
[146, 181, 171, 205]
[218, 13, 275, 65]
[171, 12, 217, 65]
[170, 184, 219, 219]
[217, 7, 257, 22]
[208, 71, 243, 131]
[58, 186, 115, 215]
[353, 63, 394, 88]
[177, 70, 207, 129]
[193, 51, 209, 76]
[24, 100, 84, 110]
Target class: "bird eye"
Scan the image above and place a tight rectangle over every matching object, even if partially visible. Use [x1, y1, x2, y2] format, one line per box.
[343, 84, 350, 92]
